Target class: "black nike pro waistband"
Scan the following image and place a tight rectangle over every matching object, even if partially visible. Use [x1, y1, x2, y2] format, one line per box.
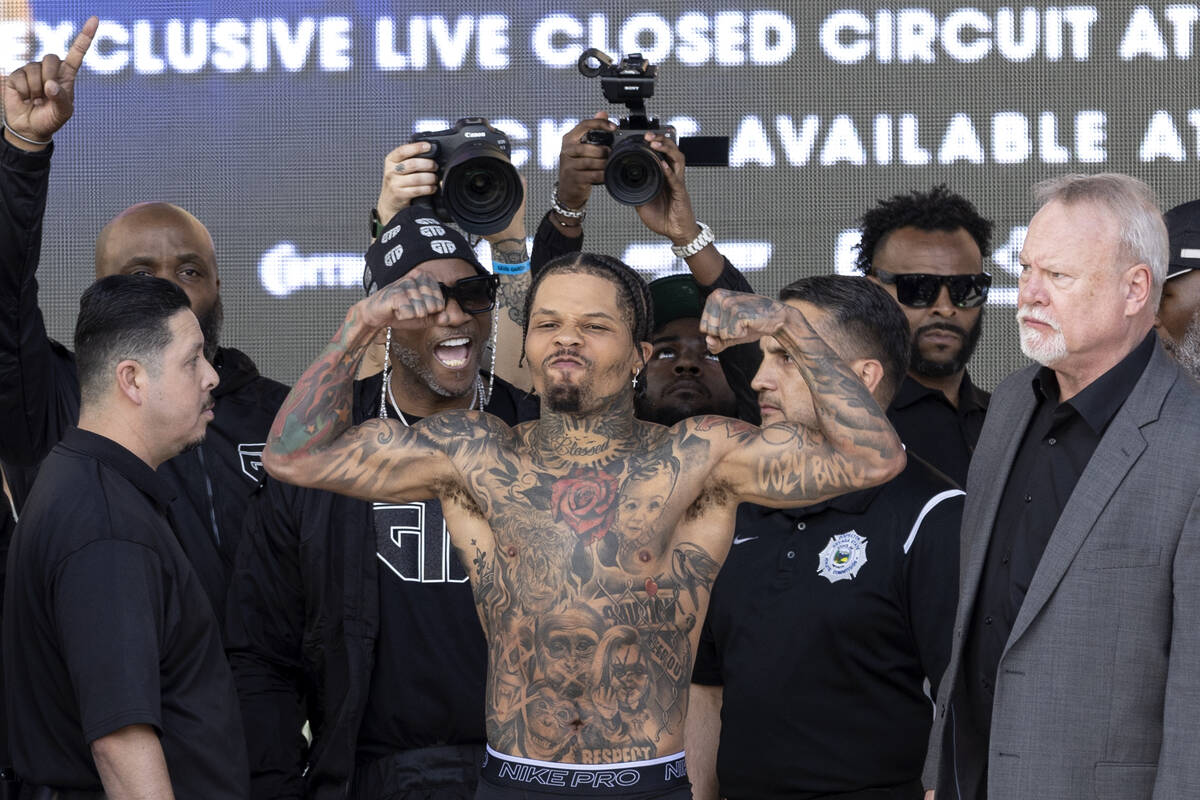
[479, 746, 688, 796]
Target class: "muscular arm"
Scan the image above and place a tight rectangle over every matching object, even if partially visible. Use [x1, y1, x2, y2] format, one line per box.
[703, 292, 904, 507]
[262, 281, 456, 502]
[91, 724, 174, 800]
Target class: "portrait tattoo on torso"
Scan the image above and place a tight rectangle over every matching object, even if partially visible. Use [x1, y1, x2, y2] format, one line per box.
[417, 411, 737, 764]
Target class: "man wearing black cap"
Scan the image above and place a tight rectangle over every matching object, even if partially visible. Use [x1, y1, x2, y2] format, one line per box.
[1158, 199, 1200, 380]
[637, 274, 739, 425]
[225, 206, 539, 800]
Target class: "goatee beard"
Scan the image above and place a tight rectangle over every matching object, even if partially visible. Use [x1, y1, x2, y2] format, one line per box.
[911, 311, 984, 379]
[546, 384, 583, 412]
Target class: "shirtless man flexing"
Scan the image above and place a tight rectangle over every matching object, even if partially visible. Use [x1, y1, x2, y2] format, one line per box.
[263, 251, 904, 799]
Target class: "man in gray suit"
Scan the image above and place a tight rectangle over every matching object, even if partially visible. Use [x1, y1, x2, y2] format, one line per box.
[923, 173, 1200, 800]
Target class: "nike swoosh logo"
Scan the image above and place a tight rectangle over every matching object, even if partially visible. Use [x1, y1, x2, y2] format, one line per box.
[733, 536, 759, 545]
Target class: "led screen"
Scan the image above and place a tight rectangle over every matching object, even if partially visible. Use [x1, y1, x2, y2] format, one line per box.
[7, 1, 1199, 388]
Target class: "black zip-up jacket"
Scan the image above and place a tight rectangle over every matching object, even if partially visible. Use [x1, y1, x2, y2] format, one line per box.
[225, 373, 538, 799]
[0, 137, 289, 623]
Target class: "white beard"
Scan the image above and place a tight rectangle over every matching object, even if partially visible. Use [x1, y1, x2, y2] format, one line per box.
[1017, 305, 1069, 366]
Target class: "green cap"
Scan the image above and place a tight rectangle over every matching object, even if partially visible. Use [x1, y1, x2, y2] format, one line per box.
[649, 274, 705, 332]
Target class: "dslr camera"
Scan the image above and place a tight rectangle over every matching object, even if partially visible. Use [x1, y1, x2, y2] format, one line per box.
[578, 49, 727, 206]
[410, 117, 524, 235]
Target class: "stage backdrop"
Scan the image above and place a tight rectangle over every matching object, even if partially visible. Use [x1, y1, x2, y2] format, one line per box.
[6, 1, 1200, 388]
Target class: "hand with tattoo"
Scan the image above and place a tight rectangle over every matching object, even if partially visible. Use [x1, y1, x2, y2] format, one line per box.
[699, 289, 794, 353]
[356, 271, 448, 332]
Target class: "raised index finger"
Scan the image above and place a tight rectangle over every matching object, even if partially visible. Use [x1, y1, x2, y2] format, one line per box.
[61, 17, 99, 76]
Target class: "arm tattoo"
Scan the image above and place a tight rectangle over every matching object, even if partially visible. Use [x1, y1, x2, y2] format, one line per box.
[758, 311, 901, 500]
[491, 235, 531, 326]
[268, 309, 371, 458]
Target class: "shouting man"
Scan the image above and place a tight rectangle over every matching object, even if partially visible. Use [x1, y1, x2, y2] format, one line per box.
[263, 252, 904, 799]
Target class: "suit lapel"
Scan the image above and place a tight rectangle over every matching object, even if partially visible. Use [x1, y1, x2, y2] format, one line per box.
[1003, 346, 1176, 651]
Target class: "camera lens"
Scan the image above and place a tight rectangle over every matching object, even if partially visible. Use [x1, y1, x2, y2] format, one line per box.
[442, 144, 524, 235]
[604, 138, 664, 206]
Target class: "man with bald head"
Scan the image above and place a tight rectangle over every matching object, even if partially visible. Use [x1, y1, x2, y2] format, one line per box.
[95, 201, 225, 360]
[0, 20, 287, 620]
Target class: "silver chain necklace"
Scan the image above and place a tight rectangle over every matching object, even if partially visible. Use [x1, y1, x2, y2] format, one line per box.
[378, 326, 483, 426]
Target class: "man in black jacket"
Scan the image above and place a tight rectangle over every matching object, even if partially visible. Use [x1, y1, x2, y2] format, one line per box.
[225, 206, 539, 799]
[0, 18, 288, 625]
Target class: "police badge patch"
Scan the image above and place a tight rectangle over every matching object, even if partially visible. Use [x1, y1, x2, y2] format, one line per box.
[816, 530, 868, 583]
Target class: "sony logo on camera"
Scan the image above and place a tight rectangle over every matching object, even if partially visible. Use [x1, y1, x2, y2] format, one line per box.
[578, 48, 728, 207]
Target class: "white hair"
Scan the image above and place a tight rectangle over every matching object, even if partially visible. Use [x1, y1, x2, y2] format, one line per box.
[1033, 173, 1168, 306]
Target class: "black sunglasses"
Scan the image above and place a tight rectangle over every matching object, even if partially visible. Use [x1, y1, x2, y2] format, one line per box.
[870, 267, 991, 309]
[439, 274, 499, 315]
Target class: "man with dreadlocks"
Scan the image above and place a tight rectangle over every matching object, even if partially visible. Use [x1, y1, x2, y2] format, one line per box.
[854, 185, 995, 487]
[225, 205, 538, 800]
[264, 244, 906, 799]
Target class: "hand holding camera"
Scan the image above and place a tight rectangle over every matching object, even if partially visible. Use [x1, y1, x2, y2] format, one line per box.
[576, 49, 727, 207]
[375, 142, 439, 230]
[408, 117, 524, 236]
[556, 112, 616, 214]
[633, 133, 703, 248]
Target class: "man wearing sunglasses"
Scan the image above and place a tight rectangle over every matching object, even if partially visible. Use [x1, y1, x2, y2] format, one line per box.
[225, 205, 539, 800]
[855, 185, 994, 487]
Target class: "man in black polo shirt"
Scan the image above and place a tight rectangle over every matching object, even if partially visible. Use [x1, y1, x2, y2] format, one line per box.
[3, 275, 247, 797]
[689, 276, 963, 800]
[927, 174, 1200, 799]
[854, 186, 994, 486]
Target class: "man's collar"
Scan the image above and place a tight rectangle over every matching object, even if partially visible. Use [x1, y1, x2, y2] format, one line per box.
[957, 370, 989, 412]
[1030, 330, 1157, 434]
[60, 427, 176, 510]
[891, 371, 984, 412]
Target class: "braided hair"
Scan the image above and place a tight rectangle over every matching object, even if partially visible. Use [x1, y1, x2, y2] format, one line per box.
[521, 253, 654, 365]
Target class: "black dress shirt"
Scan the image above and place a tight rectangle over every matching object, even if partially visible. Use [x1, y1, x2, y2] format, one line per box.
[887, 371, 989, 487]
[958, 331, 1156, 796]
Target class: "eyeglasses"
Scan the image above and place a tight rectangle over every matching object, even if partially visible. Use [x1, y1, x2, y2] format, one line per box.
[869, 267, 991, 309]
[439, 274, 500, 315]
